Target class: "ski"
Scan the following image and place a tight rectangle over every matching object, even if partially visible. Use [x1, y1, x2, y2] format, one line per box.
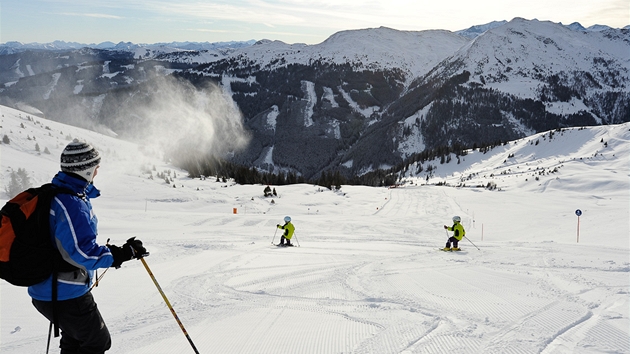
[438, 248, 463, 252]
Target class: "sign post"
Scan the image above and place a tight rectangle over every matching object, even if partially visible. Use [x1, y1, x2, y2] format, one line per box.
[575, 209, 582, 243]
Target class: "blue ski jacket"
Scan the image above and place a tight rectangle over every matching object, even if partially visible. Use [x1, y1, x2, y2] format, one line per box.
[28, 172, 114, 301]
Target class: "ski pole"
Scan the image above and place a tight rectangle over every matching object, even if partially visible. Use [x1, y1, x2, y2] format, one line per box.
[464, 236, 480, 250]
[89, 268, 109, 290]
[46, 322, 52, 354]
[293, 232, 300, 247]
[444, 229, 450, 246]
[89, 238, 112, 290]
[140, 257, 200, 354]
[271, 228, 278, 244]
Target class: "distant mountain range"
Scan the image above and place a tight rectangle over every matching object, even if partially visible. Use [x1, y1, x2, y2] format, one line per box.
[0, 18, 628, 180]
[0, 39, 258, 56]
[0, 20, 623, 54]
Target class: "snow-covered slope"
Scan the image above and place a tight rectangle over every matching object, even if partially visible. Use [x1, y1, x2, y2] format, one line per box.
[1, 104, 628, 353]
[404, 123, 630, 194]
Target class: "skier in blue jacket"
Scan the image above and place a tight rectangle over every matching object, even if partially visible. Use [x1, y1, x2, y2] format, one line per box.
[29, 139, 147, 354]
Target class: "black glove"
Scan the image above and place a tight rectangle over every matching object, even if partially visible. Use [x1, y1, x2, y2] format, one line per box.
[125, 237, 148, 259]
[444, 225, 448, 229]
[108, 237, 148, 268]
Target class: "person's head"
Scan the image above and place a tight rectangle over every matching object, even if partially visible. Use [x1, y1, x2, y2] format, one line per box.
[61, 139, 101, 182]
[284, 216, 291, 223]
[452, 216, 461, 224]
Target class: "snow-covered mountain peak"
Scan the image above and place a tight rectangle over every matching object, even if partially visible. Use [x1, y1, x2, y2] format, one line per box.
[252, 39, 274, 46]
[228, 26, 468, 79]
[439, 18, 630, 99]
[566, 22, 587, 31]
[456, 20, 508, 39]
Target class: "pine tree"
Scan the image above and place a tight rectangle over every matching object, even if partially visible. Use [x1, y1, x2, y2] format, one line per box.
[5, 168, 31, 198]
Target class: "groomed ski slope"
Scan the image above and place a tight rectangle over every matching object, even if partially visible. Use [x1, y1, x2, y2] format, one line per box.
[1, 105, 628, 353]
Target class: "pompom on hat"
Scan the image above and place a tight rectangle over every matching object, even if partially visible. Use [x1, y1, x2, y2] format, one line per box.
[60, 139, 101, 182]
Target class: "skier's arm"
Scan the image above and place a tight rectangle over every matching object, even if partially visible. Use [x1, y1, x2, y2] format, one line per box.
[51, 195, 113, 270]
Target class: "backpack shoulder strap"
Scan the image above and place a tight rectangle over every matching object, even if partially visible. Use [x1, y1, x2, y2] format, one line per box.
[36, 184, 80, 339]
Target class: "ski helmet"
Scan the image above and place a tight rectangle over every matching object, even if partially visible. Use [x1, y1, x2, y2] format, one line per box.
[284, 216, 291, 222]
[452, 216, 461, 223]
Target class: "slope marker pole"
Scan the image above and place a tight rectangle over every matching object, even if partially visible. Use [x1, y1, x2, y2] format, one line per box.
[576, 209, 582, 243]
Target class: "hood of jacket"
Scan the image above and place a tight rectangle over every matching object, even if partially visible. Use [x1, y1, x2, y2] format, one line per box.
[51, 171, 101, 198]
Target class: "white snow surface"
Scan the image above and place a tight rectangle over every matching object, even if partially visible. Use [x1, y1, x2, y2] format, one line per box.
[0, 104, 629, 354]
[322, 87, 339, 108]
[42, 73, 61, 100]
[266, 105, 279, 130]
[301, 80, 316, 127]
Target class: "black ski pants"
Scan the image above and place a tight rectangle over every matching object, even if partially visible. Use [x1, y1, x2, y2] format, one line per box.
[445, 236, 459, 248]
[32, 291, 111, 354]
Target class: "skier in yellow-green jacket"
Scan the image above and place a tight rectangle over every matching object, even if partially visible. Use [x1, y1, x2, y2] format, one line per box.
[443, 216, 465, 251]
[277, 216, 295, 247]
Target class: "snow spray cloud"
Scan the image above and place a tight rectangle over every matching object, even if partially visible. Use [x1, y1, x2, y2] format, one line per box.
[129, 76, 250, 170]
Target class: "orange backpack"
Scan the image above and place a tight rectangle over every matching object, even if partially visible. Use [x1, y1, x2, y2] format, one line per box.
[0, 184, 72, 286]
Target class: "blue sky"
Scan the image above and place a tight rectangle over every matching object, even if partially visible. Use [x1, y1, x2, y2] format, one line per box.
[1, 0, 627, 45]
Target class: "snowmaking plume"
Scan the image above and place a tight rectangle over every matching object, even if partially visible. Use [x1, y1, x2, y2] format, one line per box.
[122, 76, 250, 172]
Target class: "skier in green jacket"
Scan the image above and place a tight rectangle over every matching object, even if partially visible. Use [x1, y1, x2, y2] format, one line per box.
[443, 216, 465, 251]
[277, 216, 295, 246]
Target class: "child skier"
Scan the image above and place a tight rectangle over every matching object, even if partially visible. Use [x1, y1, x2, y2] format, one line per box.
[277, 216, 295, 246]
[443, 216, 465, 251]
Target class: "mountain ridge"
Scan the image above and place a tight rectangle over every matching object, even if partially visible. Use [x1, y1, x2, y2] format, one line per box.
[1, 18, 623, 53]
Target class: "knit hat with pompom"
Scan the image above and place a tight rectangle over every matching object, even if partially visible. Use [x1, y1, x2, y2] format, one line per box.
[60, 139, 101, 182]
